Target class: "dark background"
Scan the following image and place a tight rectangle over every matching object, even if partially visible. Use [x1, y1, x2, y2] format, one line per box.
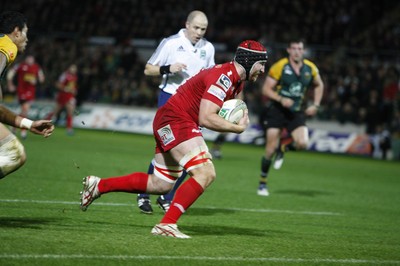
[1, 0, 399, 143]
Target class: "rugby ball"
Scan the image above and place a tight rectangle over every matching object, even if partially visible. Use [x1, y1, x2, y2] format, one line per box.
[218, 99, 247, 124]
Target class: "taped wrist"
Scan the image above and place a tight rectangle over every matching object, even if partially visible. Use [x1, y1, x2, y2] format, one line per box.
[20, 118, 33, 129]
[159, 65, 171, 75]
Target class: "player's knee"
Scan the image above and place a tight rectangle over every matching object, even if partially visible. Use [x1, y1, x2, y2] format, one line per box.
[203, 166, 216, 184]
[148, 174, 174, 194]
[295, 140, 308, 150]
[0, 136, 26, 179]
[190, 164, 216, 189]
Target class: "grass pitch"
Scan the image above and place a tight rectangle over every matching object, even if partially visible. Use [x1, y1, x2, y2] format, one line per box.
[0, 128, 399, 265]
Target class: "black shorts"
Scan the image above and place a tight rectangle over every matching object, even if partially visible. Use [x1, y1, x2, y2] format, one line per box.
[260, 102, 306, 133]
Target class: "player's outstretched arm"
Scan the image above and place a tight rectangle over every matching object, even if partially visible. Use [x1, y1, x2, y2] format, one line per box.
[0, 105, 54, 138]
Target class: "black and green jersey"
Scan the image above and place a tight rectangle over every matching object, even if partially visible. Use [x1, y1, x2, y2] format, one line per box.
[268, 57, 319, 111]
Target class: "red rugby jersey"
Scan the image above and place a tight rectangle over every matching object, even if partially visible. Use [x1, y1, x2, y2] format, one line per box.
[166, 62, 244, 124]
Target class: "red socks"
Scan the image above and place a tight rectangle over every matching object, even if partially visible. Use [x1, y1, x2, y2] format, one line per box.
[160, 177, 204, 224]
[97, 173, 205, 225]
[98, 172, 148, 194]
[66, 115, 72, 129]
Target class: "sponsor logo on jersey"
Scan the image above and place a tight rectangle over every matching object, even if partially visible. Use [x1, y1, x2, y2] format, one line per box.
[177, 45, 185, 52]
[288, 82, 303, 97]
[284, 65, 293, 75]
[157, 124, 175, 146]
[217, 74, 232, 91]
[207, 84, 226, 101]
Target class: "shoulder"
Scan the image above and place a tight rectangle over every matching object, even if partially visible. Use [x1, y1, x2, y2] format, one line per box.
[199, 37, 214, 47]
[197, 38, 215, 51]
[271, 58, 289, 70]
[210, 63, 233, 74]
[165, 32, 181, 42]
[154, 33, 180, 52]
[0, 35, 18, 63]
[303, 59, 319, 75]
[33, 63, 42, 72]
[208, 63, 238, 84]
[303, 59, 318, 69]
[162, 31, 184, 46]
[268, 58, 288, 79]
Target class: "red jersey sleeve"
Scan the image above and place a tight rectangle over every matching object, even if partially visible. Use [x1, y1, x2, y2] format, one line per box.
[202, 63, 242, 107]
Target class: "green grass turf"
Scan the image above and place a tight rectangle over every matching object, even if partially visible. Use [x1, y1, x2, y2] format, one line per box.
[0, 128, 399, 265]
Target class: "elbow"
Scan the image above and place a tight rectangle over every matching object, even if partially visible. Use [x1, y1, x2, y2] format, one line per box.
[198, 118, 206, 128]
[198, 116, 210, 128]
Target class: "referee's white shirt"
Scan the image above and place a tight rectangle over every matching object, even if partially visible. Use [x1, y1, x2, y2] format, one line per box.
[147, 28, 215, 95]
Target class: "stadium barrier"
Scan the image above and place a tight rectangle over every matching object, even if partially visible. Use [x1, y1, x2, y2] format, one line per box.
[4, 100, 387, 158]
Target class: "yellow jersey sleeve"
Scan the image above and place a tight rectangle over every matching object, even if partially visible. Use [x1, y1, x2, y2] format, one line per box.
[0, 34, 18, 65]
[304, 59, 319, 78]
[268, 58, 288, 81]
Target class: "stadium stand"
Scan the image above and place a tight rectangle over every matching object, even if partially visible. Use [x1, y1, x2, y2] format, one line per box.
[1, 0, 399, 157]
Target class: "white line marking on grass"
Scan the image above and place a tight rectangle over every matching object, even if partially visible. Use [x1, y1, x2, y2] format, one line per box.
[203, 206, 341, 216]
[0, 198, 341, 216]
[0, 198, 127, 206]
[0, 254, 398, 264]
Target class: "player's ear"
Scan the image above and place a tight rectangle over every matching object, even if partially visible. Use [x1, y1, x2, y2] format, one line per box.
[12, 27, 21, 38]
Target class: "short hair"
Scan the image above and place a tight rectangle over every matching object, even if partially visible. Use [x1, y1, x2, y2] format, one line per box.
[0, 11, 27, 34]
[287, 38, 306, 47]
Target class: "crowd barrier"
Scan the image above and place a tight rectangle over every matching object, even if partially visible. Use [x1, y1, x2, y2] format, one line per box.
[5, 101, 383, 158]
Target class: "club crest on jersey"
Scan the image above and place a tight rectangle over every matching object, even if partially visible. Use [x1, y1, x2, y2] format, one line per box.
[200, 50, 206, 59]
[157, 124, 175, 146]
[217, 74, 232, 91]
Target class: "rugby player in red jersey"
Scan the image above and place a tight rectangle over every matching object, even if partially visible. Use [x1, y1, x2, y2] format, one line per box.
[80, 40, 268, 238]
[47, 64, 78, 135]
[7, 55, 45, 138]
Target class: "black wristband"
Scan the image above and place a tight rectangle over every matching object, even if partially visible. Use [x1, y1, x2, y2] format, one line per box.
[159, 65, 171, 75]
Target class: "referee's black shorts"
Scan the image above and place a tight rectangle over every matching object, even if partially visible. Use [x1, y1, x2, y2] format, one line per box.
[260, 102, 306, 133]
